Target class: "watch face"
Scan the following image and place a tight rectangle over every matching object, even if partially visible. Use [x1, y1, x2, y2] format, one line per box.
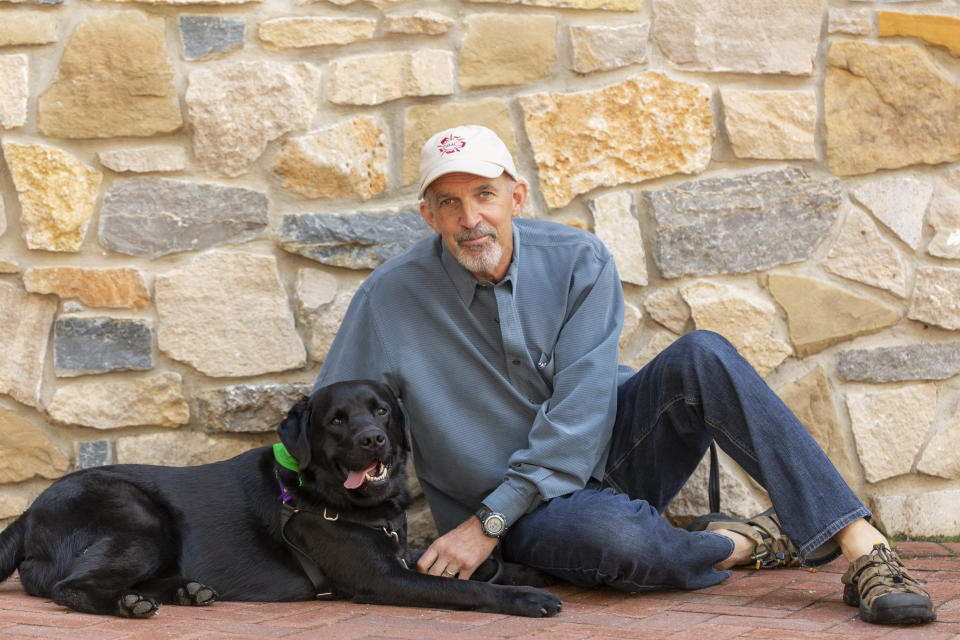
[484, 514, 505, 536]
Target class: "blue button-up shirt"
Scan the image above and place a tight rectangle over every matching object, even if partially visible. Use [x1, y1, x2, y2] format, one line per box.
[314, 218, 633, 533]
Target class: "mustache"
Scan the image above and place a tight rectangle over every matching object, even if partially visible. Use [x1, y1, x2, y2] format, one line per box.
[454, 223, 497, 243]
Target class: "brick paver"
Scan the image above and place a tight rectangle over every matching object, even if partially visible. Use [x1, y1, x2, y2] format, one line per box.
[1, 541, 957, 639]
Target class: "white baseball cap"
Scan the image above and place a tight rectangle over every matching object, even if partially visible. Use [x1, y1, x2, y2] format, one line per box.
[417, 125, 519, 199]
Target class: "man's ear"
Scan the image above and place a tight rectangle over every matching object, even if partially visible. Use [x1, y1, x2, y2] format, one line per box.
[277, 395, 313, 470]
[512, 178, 528, 217]
[419, 199, 439, 233]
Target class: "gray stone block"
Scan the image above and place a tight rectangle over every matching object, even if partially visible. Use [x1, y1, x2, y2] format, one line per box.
[98, 178, 269, 258]
[196, 383, 312, 433]
[647, 167, 841, 278]
[838, 343, 960, 382]
[76, 440, 112, 469]
[278, 211, 434, 269]
[54, 316, 153, 377]
[180, 16, 245, 60]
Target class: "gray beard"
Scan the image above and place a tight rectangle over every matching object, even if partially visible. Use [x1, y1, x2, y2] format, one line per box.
[453, 225, 502, 276]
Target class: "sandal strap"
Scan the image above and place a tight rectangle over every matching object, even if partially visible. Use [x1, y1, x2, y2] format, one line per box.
[702, 509, 799, 569]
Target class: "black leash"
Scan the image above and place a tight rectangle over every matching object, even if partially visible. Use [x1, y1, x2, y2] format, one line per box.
[708, 441, 721, 515]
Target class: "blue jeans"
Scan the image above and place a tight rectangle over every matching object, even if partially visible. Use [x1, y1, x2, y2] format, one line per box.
[500, 331, 870, 591]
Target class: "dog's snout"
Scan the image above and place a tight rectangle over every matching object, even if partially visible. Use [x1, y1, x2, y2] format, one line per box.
[356, 427, 388, 452]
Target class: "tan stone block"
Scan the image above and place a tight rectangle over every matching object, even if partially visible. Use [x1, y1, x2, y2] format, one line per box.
[0, 495, 29, 521]
[664, 448, 768, 526]
[3, 141, 102, 252]
[155, 251, 306, 377]
[259, 17, 376, 50]
[681, 280, 791, 376]
[0, 11, 57, 46]
[186, 61, 321, 178]
[626, 327, 678, 370]
[0, 259, 17, 274]
[847, 384, 937, 483]
[48, 373, 190, 429]
[588, 191, 647, 286]
[874, 490, 960, 538]
[829, 8, 874, 36]
[776, 366, 856, 488]
[917, 412, 960, 480]
[520, 74, 713, 208]
[569, 23, 649, 74]
[274, 116, 388, 200]
[822, 207, 909, 298]
[384, 10, 454, 35]
[653, 0, 822, 75]
[98, 146, 187, 173]
[850, 175, 932, 250]
[116, 431, 274, 466]
[0, 54, 27, 130]
[825, 41, 960, 176]
[460, 14, 556, 90]
[926, 179, 960, 260]
[620, 301, 643, 351]
[643, 288, 689, 334]
[402, 100, 515, 187]
[37, 12, 182, 139]
[879, 11, 960, 57]
[721, 90, 816, 160]
[328, 50, 454, 106]
[0, 405, 68, 483]
[469, 0, 642, 9]
[909, 266, 960, 331]
[0, 283, 56, 408]
[767, 273, 901, 358]
[296, 269, 359, 363]
[23, 267, 150, 311]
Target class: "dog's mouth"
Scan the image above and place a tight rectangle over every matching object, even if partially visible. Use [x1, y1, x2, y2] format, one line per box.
[342, 460, 389, 490]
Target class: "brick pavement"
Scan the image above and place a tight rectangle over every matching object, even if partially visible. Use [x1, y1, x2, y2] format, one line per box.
[1, 541, 957, 639]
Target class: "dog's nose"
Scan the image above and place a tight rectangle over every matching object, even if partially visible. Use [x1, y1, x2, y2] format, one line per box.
[356, 427, 388, 452]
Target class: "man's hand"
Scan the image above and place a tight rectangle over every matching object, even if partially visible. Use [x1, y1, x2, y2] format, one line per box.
[416, 516, 499, 580]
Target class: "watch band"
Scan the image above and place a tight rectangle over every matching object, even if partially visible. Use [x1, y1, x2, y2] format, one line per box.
[475, 505, 507, 538]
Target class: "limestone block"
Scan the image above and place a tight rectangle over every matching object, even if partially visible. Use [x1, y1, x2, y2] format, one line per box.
[459, 13, 557, 90]
[680, 281, 791, 376]
[179, 16, 245, 60]
[879, 12, 960, 57]
[822, 207, 909, 298]
[54, 316, 153, 377]
[328, 50, 454, 106]
[195, 383, 312, 433]
[767, 274, 900, 358]
[626, 328, 679, 370]
[0, 259, 16, 274]
[278, 211, 433, 269]
[588, 191, 647, 286]
[849, 176, 932, 250]
[155, 251, 306, 377]
[98, 178, 268, 258]
[829, 9, 873, 36]
[874, 490, 960, 538]
[402, 100, 515, 187]
[776, 366, 855, 487]
[296, 269, 359, 362]
[76, 440, 111, 469]
[0, 496, 29, 522]
[846, 384, 936, 483]
[909, 266, 960, 331]
[3, 141, 102, 252]
[643, 288, 689, 334]
[0, 194, 5, 237]
[384, 11, 454, 35]
[917, 413, 960, 480]
[839, 343, 960, 383]
[98, 146, 187, 173]
[0, 11, 57, 46]
[0, 283, 56, 408]
[0, 405, 68, 483]
[826, 41, 960, 176]
[664, 449, 768, 527]
[0, 54, 26, 129]
[259, 17, 376, 50]
[48, 373, 190, 429]
[274, 116, 388, 200]
[116, 431, 275, 467]
[652, 0, 822, 75]
[186, 61, 321, 177]
[721, 90, 816, 160]
[23, 267, 150, 311]
[520, 74, 713, 209]
[620, 301, 643, 351]
[648, 168, 840, 279]
[37, 12, 181, 139]
[927, 179, 960, 260]
[570, 23, 649, 74]
[469, 0, 641, 8]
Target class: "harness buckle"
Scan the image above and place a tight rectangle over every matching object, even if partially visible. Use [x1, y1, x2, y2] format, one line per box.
[323, 508, 339, 522]
[381, 527, 400, 545]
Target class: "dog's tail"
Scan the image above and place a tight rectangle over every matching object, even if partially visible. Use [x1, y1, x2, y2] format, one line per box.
[0, 516, 25, 582]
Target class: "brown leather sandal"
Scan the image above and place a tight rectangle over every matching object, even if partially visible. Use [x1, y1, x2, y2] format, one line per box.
[688, 507, 799, 569]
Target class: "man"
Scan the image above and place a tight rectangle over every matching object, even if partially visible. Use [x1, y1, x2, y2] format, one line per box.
[314, 125, 935, 625]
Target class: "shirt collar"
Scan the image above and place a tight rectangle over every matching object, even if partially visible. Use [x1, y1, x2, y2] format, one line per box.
[439, 224, 520, 306]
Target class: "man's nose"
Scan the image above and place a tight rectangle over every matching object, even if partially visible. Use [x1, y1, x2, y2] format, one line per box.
[461, 201, 482, 228]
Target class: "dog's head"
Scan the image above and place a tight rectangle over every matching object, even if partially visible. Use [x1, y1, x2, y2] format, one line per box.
[278, 380, 410, 506]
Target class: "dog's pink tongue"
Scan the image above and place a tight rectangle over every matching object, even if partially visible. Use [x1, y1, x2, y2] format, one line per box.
[344, 462, 379, 489]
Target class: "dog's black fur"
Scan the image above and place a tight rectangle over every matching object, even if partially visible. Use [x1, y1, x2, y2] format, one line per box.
[0, 380, 561, 618]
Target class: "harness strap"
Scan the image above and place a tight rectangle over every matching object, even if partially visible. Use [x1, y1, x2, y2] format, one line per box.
[279, 502, 337, 599]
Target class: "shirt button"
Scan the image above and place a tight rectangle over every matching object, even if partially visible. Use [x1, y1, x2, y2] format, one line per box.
[512, 359, 520, 366]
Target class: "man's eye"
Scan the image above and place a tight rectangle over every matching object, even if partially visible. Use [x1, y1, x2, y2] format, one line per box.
[440, 199, 454, 207]
[376, 407, 388, 416]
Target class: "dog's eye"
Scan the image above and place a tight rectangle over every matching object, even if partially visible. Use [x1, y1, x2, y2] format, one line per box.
[376, 407, 388, 416]
[331, 418, 343, 426]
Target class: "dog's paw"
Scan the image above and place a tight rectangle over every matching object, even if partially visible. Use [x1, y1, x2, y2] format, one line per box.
[119, 593, 159, 618]
[176, 581, 218, 606]
[502, 586, 562, 618]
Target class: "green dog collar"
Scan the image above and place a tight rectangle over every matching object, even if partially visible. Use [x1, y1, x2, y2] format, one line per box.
[273, 442, 300, 472]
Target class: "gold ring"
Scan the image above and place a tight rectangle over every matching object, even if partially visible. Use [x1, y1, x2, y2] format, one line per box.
[442, 569, 457, 577]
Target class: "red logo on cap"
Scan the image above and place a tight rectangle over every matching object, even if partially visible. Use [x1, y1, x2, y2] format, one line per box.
[438, 135, 467, 155]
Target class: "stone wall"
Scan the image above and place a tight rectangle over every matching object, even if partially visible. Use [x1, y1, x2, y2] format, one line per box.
[1, 0, 959, 539]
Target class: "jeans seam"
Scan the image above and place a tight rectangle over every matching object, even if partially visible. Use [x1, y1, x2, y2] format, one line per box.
[605, 392, 691, 483]
[798, 505, 871, 563]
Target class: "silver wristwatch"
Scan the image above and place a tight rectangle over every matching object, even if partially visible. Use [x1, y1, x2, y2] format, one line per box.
[475, 505, 507, 538]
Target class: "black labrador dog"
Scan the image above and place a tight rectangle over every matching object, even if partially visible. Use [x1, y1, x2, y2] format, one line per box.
[0, 380, 561, 618]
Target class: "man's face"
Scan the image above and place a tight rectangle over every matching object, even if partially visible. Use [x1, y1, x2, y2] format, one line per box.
[419, 172, 527, 283]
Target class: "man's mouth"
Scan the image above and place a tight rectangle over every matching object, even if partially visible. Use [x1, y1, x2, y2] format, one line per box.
[343, 461, 389, 490]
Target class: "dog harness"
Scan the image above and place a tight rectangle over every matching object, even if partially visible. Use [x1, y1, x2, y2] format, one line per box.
[272, 443, 409, 599]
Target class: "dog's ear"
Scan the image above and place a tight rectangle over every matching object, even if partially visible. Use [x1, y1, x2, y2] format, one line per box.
[388, 388, 411, 452]
[277, 395, 313, 470]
